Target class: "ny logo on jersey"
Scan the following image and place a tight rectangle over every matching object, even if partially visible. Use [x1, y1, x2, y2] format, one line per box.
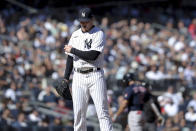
[84, 39, 92, 49]
[82, 12, 86, 17]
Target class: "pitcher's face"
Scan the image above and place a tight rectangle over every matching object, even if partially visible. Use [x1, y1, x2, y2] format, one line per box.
[80, 20, 93, 32]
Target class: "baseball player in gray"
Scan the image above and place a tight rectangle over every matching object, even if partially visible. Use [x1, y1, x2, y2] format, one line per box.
[112, 73, 150, 131]
[64, 8, 113, 131]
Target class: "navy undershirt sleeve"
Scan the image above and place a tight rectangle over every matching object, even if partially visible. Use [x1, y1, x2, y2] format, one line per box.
[70, 48, 100, 61]
[64, 55, 73, 80]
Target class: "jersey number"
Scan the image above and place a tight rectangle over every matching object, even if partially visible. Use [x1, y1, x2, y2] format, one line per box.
[133, 86, 146, 104]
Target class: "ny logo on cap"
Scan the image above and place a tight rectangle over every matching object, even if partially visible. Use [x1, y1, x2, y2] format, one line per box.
[82, 12, 86, 17]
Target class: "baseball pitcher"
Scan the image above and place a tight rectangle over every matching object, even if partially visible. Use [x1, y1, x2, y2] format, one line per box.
[63, 7, 113, 131]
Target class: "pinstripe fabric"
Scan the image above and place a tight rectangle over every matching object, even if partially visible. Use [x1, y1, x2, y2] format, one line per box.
[72, 70, 113, 131]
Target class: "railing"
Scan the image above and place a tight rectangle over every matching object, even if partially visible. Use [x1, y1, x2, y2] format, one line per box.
[28, 101, 122, 131]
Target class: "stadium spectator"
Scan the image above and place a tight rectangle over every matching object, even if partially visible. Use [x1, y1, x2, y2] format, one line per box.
[28, 109, 42, 123]
[12, 113, 28, 129]
[185, 106, 196, 122]
[5, 81, 17, 101]
[187, 92, 196, 112]
[42, 86, 57, 107]
[55, 98, 71, 114]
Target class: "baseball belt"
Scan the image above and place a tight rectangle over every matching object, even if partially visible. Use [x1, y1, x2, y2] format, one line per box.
[74, 67, 101, 74]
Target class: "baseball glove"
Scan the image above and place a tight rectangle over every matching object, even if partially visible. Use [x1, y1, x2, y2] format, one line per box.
[55, 79, 72, 100]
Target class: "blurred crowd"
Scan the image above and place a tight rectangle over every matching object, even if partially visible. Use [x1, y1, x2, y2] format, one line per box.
[0, 5, 196, 131]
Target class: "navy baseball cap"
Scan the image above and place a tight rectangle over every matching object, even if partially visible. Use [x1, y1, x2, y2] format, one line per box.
[78, 8, 93, 22]
[122, 73, 137, 87]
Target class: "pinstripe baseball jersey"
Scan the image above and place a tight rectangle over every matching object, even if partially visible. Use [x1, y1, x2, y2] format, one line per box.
[65, 26, 105, 68]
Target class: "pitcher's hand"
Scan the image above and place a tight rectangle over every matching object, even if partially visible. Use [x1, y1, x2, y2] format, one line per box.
[64, 45, 72, 53]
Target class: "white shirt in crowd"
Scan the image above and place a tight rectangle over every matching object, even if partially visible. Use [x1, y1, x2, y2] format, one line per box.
[5, 88, 16, 101]
[146, 70, 165, 80]
[28, 113, 41, 122]
[188, 100, 196, 112]
[86, 104, 97, 118]
[164, 102, 179, 117]
[163, 92, 183, 106]
[185, 111, 196, 122]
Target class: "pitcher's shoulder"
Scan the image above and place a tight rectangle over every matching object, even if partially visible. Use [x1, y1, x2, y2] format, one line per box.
[94, 27, 105, 36]
[72, 28, 81, 36]
[94, 27, 104, 33]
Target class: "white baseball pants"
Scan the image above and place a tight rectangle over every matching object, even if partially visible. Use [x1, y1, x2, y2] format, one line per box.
[72, 70, 113, 131]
